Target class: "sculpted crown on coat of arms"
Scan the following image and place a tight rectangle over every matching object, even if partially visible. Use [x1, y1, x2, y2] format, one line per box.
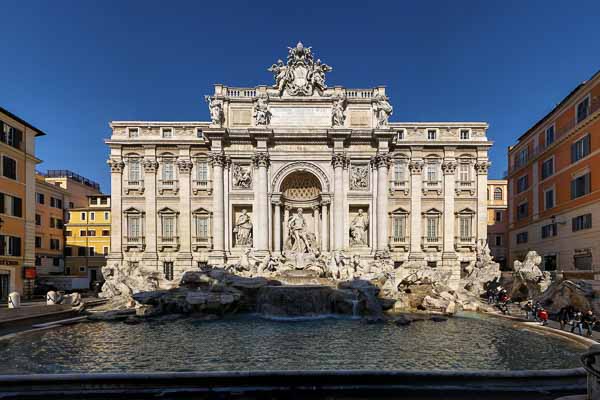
[268, 42, 332, 96]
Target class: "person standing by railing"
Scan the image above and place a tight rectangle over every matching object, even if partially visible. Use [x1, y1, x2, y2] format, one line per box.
[582, 310, 597, 337]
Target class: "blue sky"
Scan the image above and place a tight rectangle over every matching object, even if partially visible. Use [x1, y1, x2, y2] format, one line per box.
[1, 1, 599, 192]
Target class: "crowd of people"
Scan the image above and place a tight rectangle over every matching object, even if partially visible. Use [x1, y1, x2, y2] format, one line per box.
[485, 282, 597, 338]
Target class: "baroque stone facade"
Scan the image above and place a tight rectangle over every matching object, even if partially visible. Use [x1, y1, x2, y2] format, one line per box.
[106, 42, 492, 290]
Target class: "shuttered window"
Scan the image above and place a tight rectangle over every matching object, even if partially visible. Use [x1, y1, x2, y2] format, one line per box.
[571, 172, 591, 199]
[571, 134, 590, 163]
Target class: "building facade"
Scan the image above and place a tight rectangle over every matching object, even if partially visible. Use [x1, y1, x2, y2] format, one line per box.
[487, 179, 508, 269]
[0, 106, 45, 299]
[507, 70, 600, 278]
[34, 173, 68, 276]
[65, 195, 111, 285]
[107, 43, 492, 289]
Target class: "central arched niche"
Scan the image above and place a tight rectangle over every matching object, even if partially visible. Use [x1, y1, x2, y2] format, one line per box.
[280, 171, 322, 201]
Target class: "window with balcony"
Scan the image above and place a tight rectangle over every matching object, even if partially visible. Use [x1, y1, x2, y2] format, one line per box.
[571, 172, 591, 199]
[517, 148, 528, 167]
[425, 163, 439, 184]
[544, 188, 555, 210]
[541, 223, 557, 239]
[193, 208, 211, 248]
[576, 96, 590, 123]
[517, 175, 528, 193]
[571, 134, 590, 163]
[572, 213, 592, 232]
[545, 125, 555, 147]
[124, 208, 144, 249]
[423, 208, 441, 246]
[456, 208, 475, 244]
[128, 158, 142, 184]
[390, 208, 408, 246]
[541, 157, 554, 180]
[392, 159, 408, 190]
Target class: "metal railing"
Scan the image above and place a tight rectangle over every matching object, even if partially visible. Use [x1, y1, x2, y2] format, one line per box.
[509, 96, 600, 174]
[40, 169, 101, 190]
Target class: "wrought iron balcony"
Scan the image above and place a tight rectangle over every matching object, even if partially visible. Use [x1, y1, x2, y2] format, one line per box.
[455, 180, 475, 195]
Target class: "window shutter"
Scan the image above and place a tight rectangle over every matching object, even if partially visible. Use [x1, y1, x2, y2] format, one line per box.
[571, 142, 576, 163]
[584, 134, 591, 156]
[0, 193, 4, 214]
[14, 129, 22, 149]
[571, 179, 576, 200]
[12, 197, 22, 217]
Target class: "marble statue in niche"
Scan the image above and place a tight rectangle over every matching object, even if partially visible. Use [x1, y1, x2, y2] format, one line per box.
[286, 208, 315, 253]
[350, 165, 369, 190]
[232, 164, 252, 189]
[350, 209, 369, 246]
[233, 209, 253, 246]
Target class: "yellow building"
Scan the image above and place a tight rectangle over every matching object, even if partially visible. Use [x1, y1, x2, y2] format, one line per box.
[0, 106, 45, 299]
[65, 195, 110, 286]
[34, 173, 68, 276]
[487, 180, 508, 269]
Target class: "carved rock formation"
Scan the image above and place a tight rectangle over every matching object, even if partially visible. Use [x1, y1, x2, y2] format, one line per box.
[510, 250, 552, 301]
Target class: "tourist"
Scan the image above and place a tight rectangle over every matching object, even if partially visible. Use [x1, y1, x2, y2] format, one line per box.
[537, 307, 548, 326]
[571, 312, 584, 335]
[558, 306, 575, 330]
[532, 302, 542, 322]
[582, 310, 597, 337]
[523, 301, 534, 320]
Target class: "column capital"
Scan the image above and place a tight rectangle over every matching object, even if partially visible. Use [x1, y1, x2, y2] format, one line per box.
[331, 152, 347, 168]
[312, 205, 320, 211]
[321, 199, 331, 206]
[209, 152, 227, 167]
[408, 160, 424, 175]
[371, 153, 391, 169]
[272, 199, 282, 207]
[142, 158, 158, 173]
[176, 159, 193, 174]
[107, 158, 125, 173]
[475, 160, 491, 174]
[252, 151, 270, 168]
[442, 161, 457, 175]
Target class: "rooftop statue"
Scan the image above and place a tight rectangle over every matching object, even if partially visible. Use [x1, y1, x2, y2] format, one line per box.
[268, 42, 332, 96]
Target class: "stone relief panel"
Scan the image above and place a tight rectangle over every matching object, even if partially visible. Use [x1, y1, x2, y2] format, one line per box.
[230, 108, 252, 127]
[349, 206, 369, 247]
[349, 110, 370, 127]
[232, 163, 252, 189]
[232, 206, 253, 247]
[350, 164, 369, 191]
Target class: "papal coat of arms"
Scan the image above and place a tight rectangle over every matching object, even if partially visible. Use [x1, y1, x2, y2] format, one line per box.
[268, 42, 332, 96]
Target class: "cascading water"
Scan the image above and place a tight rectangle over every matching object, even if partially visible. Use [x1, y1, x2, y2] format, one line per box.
[351, 299, 359, 318]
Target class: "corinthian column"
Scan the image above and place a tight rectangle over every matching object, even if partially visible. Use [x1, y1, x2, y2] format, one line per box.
[142, 158, 158, 268]
[253, 151, 270, 253]
[177, 159, 193, 258]
[107, 158, 125, 257]
[442, 160, 457, 254]
[409, 160, 424, 261]
[332, 153, 346, 251]
[476, 160, 490, 242]
[209, 152, 226, 264]
[321, 199, 330, 252]
[374, 153, 391, 255]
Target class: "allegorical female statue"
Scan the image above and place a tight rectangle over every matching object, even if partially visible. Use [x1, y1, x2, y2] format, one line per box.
[350, 209, 369, 246]
[233, 209, 253, 246]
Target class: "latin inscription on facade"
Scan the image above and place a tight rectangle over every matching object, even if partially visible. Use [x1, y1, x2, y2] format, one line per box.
[270, 106, 331, 127]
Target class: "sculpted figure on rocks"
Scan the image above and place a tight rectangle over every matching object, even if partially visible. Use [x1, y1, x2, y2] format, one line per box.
[511, 250, 552, 300]
[286, 208, 315, 253]
[462, 239, 501, 295]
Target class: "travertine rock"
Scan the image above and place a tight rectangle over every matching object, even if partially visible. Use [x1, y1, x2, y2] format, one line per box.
[510, 251, 552, 301]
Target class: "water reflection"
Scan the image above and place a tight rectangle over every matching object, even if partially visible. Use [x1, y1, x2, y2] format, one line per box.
[0, 314, 583, 374]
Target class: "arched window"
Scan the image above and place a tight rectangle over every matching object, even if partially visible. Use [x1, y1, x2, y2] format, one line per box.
[494, 187, 503, 200]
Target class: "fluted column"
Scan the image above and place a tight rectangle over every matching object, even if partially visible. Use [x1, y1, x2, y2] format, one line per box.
[442, 161, 457, 254]
[332, 153, 346, 251]
[374, 154, 391, 255]
[209, 152, 226, 263]
[283, 205, 291, 251]
[223, 157, 231, 253]
[177, 159, 193, 255]
[253, 152, 270, 253]
[107, 159, 125, 255]
[409, 160, 424, 260]
[273, 200, 281, 253]
[321, 200, 330, 252]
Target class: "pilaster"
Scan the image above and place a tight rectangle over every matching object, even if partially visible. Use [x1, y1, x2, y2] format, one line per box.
[253, 151, 270, 255]
[142, 155, 158, 268]
[475, 159, 490, 243]
[176, 155, 193, 270]
[208, 151, 226, 264]
[373, 153, 391, 256]
[331, 152, 347, 251]
[408, 159, 424, 262]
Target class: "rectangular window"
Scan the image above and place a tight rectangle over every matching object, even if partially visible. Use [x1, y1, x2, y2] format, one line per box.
[66, 230, 72, 237]
[90, 212, 95, 221]
[162, 215, 175, 238]
[1, 156, 16, 180]
[36, 193, 44, 205]
[495, 211, 502, 222]
[195, 216, 209, 239]
[78, 247, 86, 256]
[50, 239, 60, 250]
[572, 213, 592, 232]
[426, 165, 438, 182]
[571, 134, 591, 163]
[81, 212, 86, 221]
[541, 158, 554, 180]
[103, 246, 109, 256]
[162, 128, 173, 138]
[0, 121, 23, 149]
[427, 129, 437, 140]
[394, 162, 405, 183]
[53, 257, 60, 267]
[459, 216, 472, 240]
[571, 172, 591, 199]
[517, 175, 528, 192]
[163, 262, 174, 281]
[102, 230, 110, 236]
[104, 212, 109, 220]
[87, 230, 96, 237]
[0, 235, 21, 256]
[544, 188, 555, 209]
[517, 202, 528, 220]
[460, 129, 469, 140]
[459, 163, 470, 182]
[35, 236, 41, 248]
[396, 130, 404, 141]
[64, 247, 72, 256]
[545, 125, 555, 146]
[50, 197, 56, 208]
[518, 148, 528, 166]
[516, 231, 528, 244]
[100, 197, 108, 205]
[80, 230, 87, 237]
[128, 216, 141, 238]
[392, 215, 406, 240]
[50, 217, 56, 228]
[541, 223, 557, 239]
[128, 159, 141, 183]
[196, 162, 208, 181]
[162, 162, 174, 181]
[576, 97, 590, 123]
[128, 127, 139, 138]
[495, 235, 502, 246]
[426, 217, 439, 240]
[56, 219, 63, 229]
[89, 247, 95, 256]
[35, 214, 41, 225]
[197, 128, 205, 139]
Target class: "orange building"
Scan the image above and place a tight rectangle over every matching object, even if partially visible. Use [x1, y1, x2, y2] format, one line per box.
[0, 106, 45, 299]
[487, 180, 508, 269]
[507, 70, 600, 279]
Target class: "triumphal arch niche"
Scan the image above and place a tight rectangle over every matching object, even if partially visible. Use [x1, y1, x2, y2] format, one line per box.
[107, 41, 492, 289]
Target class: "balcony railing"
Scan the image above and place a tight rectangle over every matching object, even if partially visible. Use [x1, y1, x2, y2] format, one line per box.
[345, 89, 373, 98]
[193, 179, 213, 195]
[158, 236, 180, 250]
[123, 236, 145, 251]
[192, 235, 212, 250]
[456, 180, 474, 188]
[158, 179, 179, 194]
[389, 235, 409, 250]
[125, 179, 145, 195]
[508, 96, 600, 174]
[226, 88, 257, 97]
[389, 179, 409, 194]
